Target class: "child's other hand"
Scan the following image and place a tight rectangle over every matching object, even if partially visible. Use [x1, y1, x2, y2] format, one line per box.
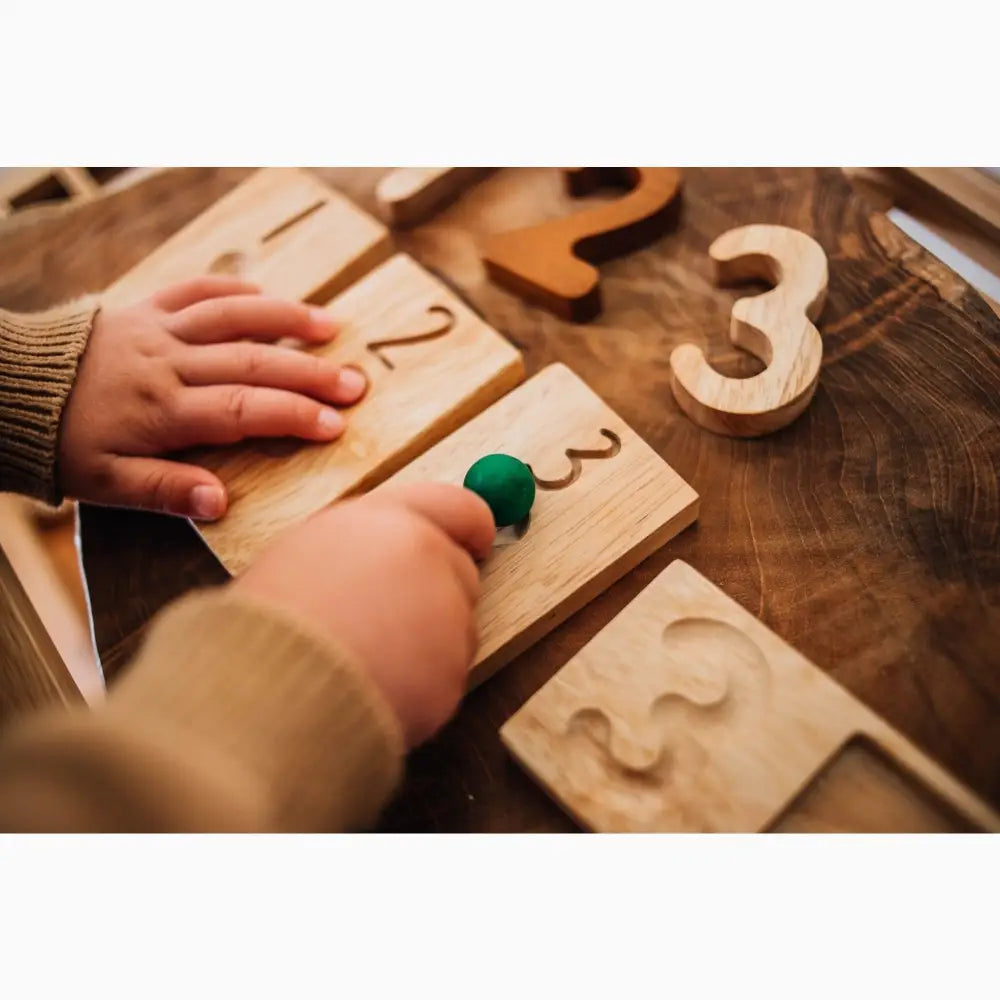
[59, 277, 367, 520]
[234, 483, 496, 747]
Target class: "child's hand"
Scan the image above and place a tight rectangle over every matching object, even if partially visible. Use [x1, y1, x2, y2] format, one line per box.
[58, 277, 367, 520]
[234, 482, 496, 747]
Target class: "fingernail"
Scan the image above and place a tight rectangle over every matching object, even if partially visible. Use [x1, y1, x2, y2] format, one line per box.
[309, 307, 339, 336]
[337, 366, 368, 400]
[317, 408, 345, 437]
[190, 484, 225, 520]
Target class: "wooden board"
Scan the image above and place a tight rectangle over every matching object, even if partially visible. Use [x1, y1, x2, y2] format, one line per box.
[501, 560, 1000, 832]
[0, 167, 98, 214]
[193, 253, 524, 574]
[900, 168, 1000, 242]
[375, 168, 492, 227]
[0, 539, 83, 727]
[0, 498, 103, 702]
[385, 364, 699, 687]
[102, 168, 392, 308]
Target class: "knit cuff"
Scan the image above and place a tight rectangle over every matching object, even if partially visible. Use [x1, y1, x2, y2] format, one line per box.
[0, 298, 99, 504]
[108, 588, 406, 832]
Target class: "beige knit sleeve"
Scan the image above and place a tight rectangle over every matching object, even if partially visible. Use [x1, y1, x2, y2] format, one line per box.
[0, 589, 406, 832]
[0, 298, 98, 504]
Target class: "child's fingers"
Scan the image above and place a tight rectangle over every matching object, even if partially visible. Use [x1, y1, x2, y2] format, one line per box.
[175, 343, 368, 406]
[151, 276, 262, 312]
[374, 482, 497, 564]
[101, 456, 228, 521]
[172, 385, 347, 446]
[166, 296, 338, 345]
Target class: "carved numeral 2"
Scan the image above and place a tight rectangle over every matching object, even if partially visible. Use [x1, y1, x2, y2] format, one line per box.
[365, 305, 456, 371]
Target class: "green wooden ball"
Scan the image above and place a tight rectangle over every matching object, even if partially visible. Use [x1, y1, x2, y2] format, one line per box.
[463, 454, 536, 528]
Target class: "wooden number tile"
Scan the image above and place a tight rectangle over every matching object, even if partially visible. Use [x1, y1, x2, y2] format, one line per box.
[384, 364, 699, 687]
[375, 168, 492, 228]
[501, 561, 1000, 833]
[194, 253, 524, 575]
[102, 168, 392, 308]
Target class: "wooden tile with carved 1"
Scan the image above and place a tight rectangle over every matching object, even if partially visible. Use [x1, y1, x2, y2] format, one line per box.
[194, 253, 524, 575]
[384, 364, 699, 688]
[102, 168, 392, 308]
[501, 561, 1000, 832]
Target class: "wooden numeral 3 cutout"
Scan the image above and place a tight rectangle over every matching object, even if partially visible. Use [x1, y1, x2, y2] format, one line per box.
[501, 561, 1000, 833]
[481, 167, 683, 323]
[669, 224, 828, 437]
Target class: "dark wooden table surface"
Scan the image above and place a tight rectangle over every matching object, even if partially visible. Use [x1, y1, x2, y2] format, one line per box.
[1, 167, 998, 831]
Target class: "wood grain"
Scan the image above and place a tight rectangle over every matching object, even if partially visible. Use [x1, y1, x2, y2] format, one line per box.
[193, 253, 525, 574]
[0, 498, 103, 701]
[669, 224, 827, 437]
[375, 168, 492, 228]
[102, 168, 393, 308]
[770, 737, 973, 833]
[0, 539, 83, 728]
[845, 168, 1000, 318]
[900, 168, 1000, 242]
[385, 364, 699, 687]
[0, 167, 94, 212]
[3, 167, 998, 832]
[500, 560, 998, 832]
[481, 167, 683, 321]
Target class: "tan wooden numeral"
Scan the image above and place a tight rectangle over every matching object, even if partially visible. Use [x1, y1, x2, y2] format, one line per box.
[669, 224, 827, 437]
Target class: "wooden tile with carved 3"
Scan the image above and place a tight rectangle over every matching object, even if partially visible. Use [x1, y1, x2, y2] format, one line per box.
[502, 561, 1000, 833]
[194, 253, 524, 575]
[386, 364, 699, 687]
[102, 168, 393, 308]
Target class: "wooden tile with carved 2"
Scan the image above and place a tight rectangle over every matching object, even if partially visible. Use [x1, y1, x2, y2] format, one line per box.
[385, 364, 699, 688]
[501, 560, 1000, 832]
[102, 168, 392, 308]
[194, 253, 524, 574]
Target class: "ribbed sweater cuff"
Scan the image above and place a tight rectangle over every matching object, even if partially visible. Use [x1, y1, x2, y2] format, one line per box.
[108, 589, 406, 832]
[0, 299, 99, 504]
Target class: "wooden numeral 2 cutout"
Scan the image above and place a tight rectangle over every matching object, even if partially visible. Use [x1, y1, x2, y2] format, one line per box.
[481, 168, 683, 323]
[669, 224, 828, 437]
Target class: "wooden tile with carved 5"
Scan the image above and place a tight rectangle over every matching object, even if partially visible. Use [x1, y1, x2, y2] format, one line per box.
[385, 364, 699, 687]
[102, 168, 392, 308]
[194, 253, 524, 574]
[501, 561, 1000, 833]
